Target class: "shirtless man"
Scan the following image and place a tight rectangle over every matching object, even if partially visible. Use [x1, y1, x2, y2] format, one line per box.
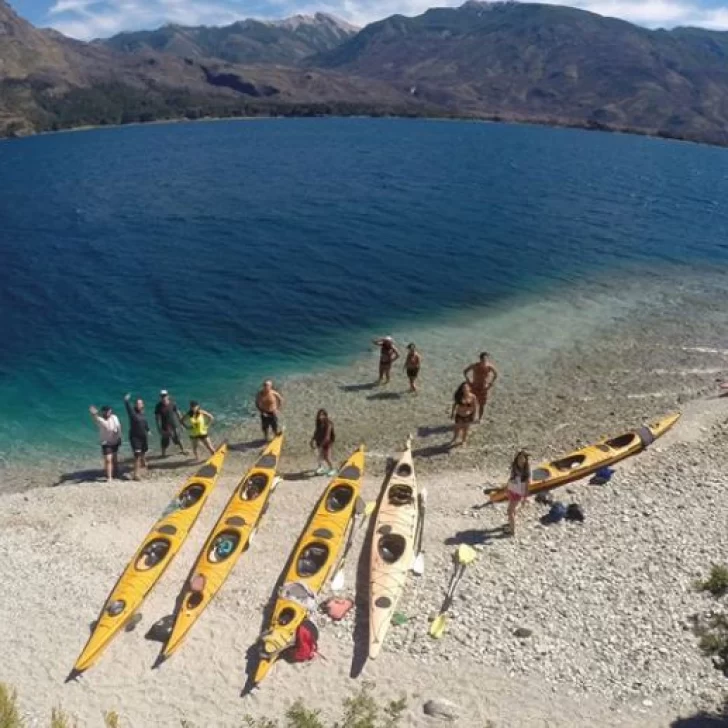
[463, 351, 498, 423]
[256, 380, 283, 440]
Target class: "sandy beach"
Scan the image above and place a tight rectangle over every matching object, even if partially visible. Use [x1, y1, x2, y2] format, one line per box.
[2, 273, 728, 726]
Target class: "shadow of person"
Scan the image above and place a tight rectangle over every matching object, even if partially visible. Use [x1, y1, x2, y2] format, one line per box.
[366, 391, 402, 401]
[413, 442, 452, 459]
[444, 527, 508, 547]
[417, 424, 453, 438]
[229, 438, 268, 453]
[670, 713, 728, 727]
[339, 382, 378, 392]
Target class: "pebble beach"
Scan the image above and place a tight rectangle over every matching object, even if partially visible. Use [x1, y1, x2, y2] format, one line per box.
[1, 269, 728, 726]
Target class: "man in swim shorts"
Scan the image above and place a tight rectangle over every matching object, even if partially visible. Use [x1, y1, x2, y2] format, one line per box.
[125, 393, 150, 481]
[463, 351, 499, 423]
[154, 389, 186, 457]
[256, 380, 283, 441]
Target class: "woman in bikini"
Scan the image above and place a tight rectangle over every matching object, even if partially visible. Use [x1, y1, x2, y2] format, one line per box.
[404, 343, 422, 393]
[450, 381, 477, 446]
[372, 336, 400, 384]
[505, 450, 530, 535]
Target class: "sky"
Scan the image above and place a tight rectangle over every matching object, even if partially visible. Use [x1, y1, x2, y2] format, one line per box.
[10, 0, 728, 41]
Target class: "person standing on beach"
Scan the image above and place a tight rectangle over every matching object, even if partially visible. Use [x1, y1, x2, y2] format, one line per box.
[256, 380, 283, 441]
[505, 450, 530, 536]
[372, 336, 400, 384]
[180, 401, 215, 461]
[310, 409, 336, 476]
[404, 343, 422, 393]
[89, 405, 121, 481]
[124, 393, 150, 481]
[450, 382, 477, 447]
[154, 390, 186, 457]
[463, 352, 498, 423]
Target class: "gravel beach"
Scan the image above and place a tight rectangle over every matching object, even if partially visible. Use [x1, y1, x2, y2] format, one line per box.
[1, 270, 727, 726]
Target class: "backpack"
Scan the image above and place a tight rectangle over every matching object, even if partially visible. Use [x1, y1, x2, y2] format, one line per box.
[546, 502, 567, 523]
[291, 619, 319, 663]
[566, 503, 585, 522]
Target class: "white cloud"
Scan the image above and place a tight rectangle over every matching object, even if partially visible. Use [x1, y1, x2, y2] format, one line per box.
[45, 0, 728, 40]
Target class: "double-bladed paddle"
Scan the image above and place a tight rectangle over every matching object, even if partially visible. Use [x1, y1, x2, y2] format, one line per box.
[330, 498, 375, 592]
[428, 544, 477, 639]
[411, 487, 427, 576]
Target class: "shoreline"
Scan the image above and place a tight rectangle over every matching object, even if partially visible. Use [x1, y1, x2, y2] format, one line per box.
[0, 398, 726, 726]
[3, 265, 728, 493]
[3, 109, 726, 152]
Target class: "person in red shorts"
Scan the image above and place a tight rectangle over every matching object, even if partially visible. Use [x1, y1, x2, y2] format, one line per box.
[506, 450, 530, 536]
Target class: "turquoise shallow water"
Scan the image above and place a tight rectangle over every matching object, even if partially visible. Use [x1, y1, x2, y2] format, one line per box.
[1, 118, 728, 463]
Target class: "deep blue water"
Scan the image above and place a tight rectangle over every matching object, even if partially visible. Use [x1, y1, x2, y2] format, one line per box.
[1, 118, 728, 461]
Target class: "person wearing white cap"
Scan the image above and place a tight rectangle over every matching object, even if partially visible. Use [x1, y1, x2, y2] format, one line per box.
[154, 389, 186, 457]
[372, 335, 400, 385]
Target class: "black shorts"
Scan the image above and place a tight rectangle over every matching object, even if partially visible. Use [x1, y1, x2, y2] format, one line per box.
[130, 435, 149, 456]
[260, 412, 280, 434]
[101, 442, 120, 456]
[161, 428, 181, 449]
[406, 367, 420, 379]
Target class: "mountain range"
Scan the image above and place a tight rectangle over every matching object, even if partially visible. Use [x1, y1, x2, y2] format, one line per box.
[2, 0, 728, 146]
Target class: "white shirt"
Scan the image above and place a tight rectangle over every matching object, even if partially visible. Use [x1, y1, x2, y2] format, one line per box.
[94, 414, 121, 445]
[506, 475, 529, 498]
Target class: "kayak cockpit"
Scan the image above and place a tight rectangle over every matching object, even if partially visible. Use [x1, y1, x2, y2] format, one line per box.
[297, 543, 329, 577]
[179, 483, 205, 508]
[606, 432, 638, 449]
[388, 484, 414, 505]
[378, 534, 406, 564]
[136, 538, 170, 570]
[551, 454, 587, 472]
[239, 473, 268, 501]
[209, 530, 241, 563]
[326, 484, 354, 513]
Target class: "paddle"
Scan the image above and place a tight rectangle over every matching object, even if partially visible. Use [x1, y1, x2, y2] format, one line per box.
[411, 487, 427, 576]
[428, 544, 477, 639]
[330, 498, 375, 592]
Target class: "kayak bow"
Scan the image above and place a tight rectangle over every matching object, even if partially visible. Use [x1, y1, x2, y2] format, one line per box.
[253, 445, 365, 686]
[161, 436, 283, 661]
[489, 412, 680, 503]
[368, 437, 419, 659]
[71, 444, 227, 676]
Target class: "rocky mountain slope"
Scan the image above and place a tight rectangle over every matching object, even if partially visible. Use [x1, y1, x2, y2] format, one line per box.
[4, 0, 728, 145]
[101, 13, 358, 65]
[0, 0, 423, 136]
[312, 1, 728, 146]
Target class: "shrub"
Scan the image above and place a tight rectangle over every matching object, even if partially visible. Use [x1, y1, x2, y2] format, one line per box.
[50, 708, 76, 728]
[0, 683, 23, 728]
[697, 565, 728, 598]
[242, 683, 405, 728]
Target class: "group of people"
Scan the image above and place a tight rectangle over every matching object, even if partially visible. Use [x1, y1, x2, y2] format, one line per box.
[88, 380, 290, 482]
[87, 342, 528, 531]
[89, 391, 216, 481]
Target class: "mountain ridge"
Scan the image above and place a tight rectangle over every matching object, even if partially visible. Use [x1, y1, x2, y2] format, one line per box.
[3, 0, 728, 146]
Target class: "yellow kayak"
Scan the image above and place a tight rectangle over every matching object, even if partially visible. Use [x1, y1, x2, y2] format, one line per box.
[71, 445, 227, 676]
[160, 436, 283, 660]
[253, 446, 365, 686]
[490, 413, 679, 503]
[369, 438, 418, 659]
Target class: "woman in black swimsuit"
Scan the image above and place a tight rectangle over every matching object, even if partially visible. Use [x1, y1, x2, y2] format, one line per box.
[372, 336, 400, 384]
[404, 343, 422, 393]
[450, 381, 477, 447]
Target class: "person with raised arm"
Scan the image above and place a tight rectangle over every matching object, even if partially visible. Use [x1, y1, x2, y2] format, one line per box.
[89, 404, 121, 481]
